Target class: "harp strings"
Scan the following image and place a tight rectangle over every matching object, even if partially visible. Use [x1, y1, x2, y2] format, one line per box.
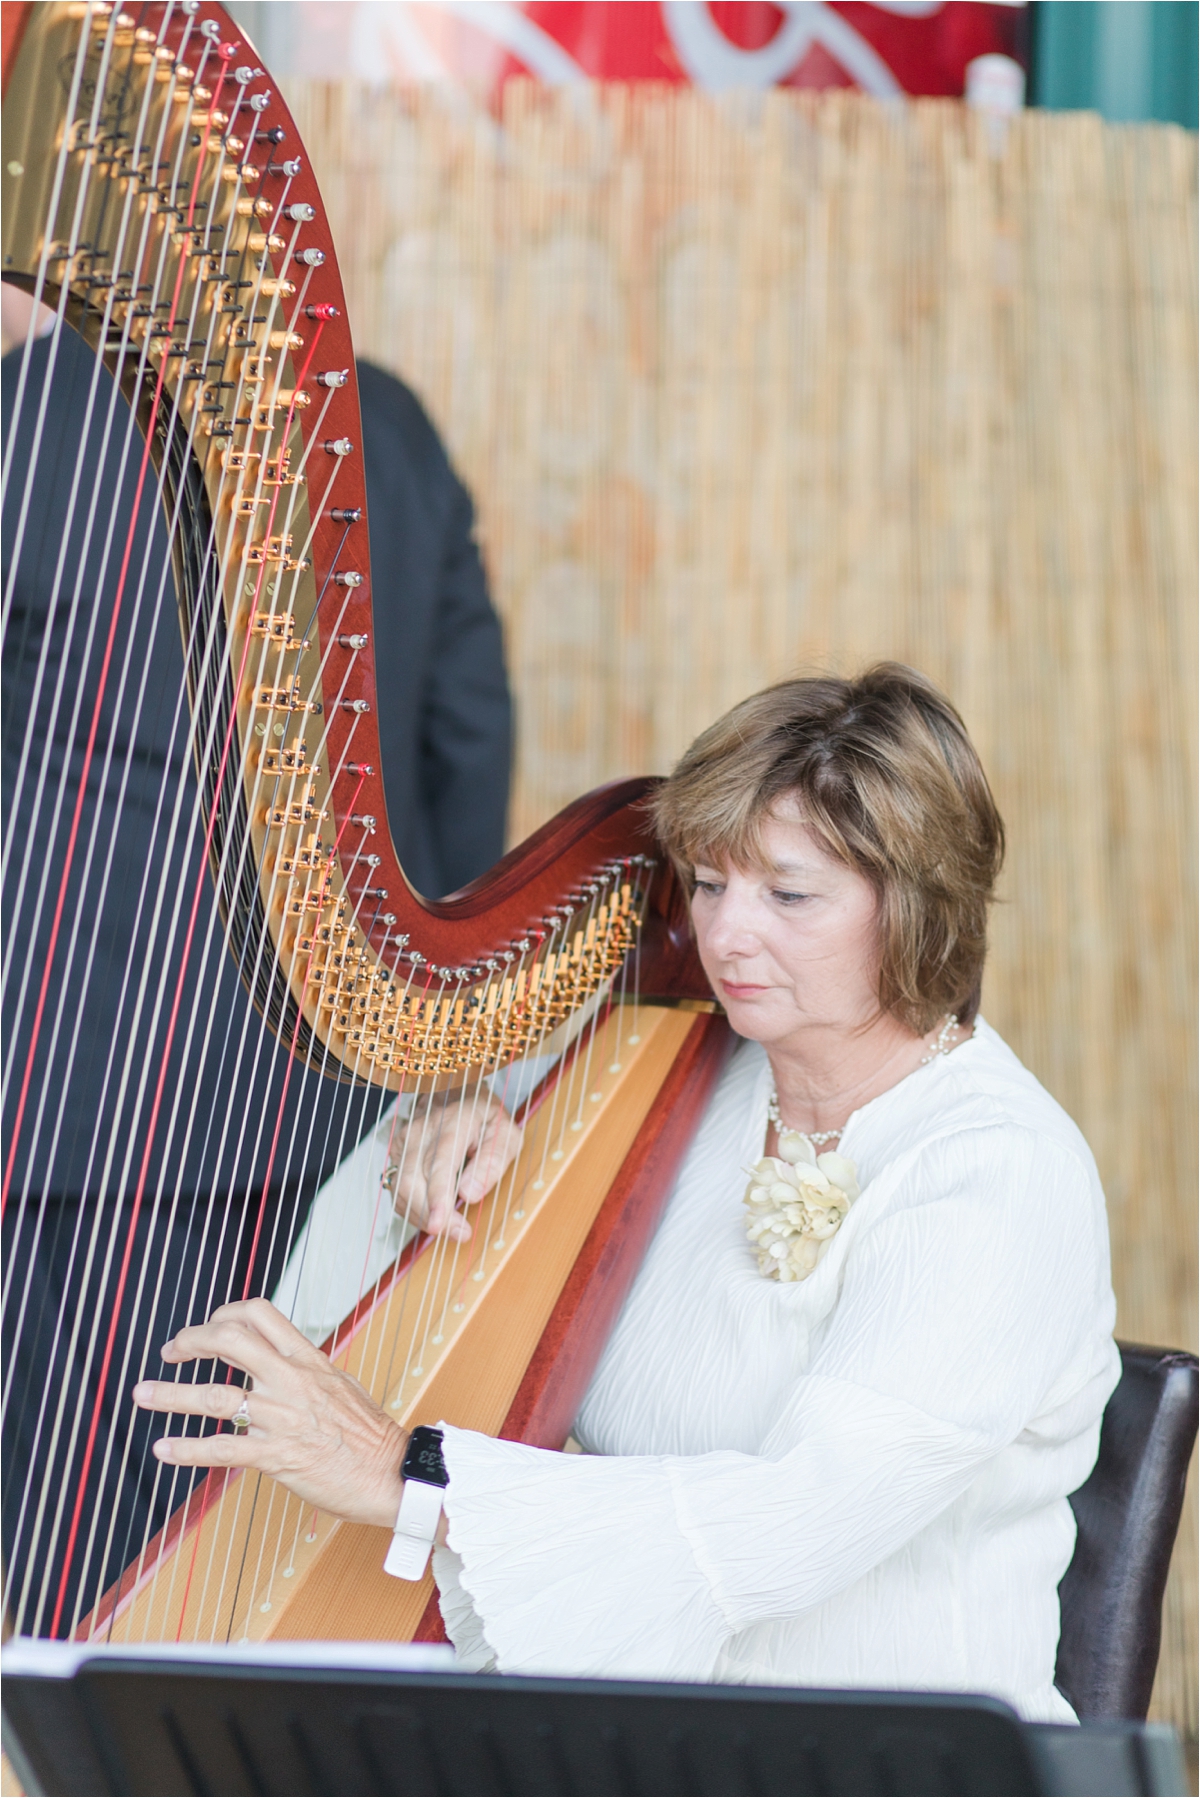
[0, 0, 246, 1632]
[91, 881, 648, 1645]
[0, 4, 351, 1632]
[4, 21, 266, 1639]
[2, 0, 654, 1645]
[0, 6, 108, 605]
[120, 891, 647, 1645]
[3, 4, 243, 1220]
[0, 1, 194, 1120]
[55, 124, 378, 1641]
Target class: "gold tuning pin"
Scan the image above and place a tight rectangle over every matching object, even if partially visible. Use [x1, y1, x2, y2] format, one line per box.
[276, 834, 334, 874]
[266, 785, 328, 827]
[254, 682, 322, 715]
[261, 741, 317, 773]
[251, 612, 300, 644]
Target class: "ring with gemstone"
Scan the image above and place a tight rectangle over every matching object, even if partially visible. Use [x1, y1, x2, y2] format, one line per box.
[230, 1395, 252, 1434]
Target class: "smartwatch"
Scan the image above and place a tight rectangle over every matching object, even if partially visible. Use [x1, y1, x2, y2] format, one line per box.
[383, 1425, 448, 1580]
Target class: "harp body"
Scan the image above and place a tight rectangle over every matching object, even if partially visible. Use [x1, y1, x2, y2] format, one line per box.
[95, 1005, 729, 1647]
[0, 0, 720, 1650]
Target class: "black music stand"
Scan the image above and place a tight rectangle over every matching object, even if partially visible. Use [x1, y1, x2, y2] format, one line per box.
[0, 1641, 1187, 1797]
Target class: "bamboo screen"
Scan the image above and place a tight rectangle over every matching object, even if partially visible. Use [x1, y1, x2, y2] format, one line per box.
[288, 82, 1197, 1738]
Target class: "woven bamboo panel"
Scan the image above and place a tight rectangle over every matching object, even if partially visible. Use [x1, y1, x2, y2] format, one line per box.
[288, 82, 1197, 1739]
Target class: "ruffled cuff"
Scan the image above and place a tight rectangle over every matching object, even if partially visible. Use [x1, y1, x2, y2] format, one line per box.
[433, 1424, 731, 1681]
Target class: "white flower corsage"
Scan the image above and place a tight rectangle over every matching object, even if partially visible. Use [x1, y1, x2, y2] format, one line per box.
[744, 1131, 861, 1282]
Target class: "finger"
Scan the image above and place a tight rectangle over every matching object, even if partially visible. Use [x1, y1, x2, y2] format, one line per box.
[158, 1316, 279, 1381]
[158, 1318, 247, 1366]
[209, 1296, 323, 1362]
[394, 1096, 491, 1235]
[389, 1116, 441, 1227]
[457, 1108, 523, 1202]
[424, 1136, 473, 1238]
[390, 1156, 432, 1231]
[132, 1380, 247, 1420]
[459, 1111, 524, 1202]
[421, 1104, 486, 1234]
[151, 1431, 259, 1469]
[425, 1191, 471, 1241]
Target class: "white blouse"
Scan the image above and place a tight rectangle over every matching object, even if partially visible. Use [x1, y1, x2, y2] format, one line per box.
[432, 1020, 1120, 1724]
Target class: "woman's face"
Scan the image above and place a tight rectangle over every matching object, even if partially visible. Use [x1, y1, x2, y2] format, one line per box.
[690, 805, 886, 1050]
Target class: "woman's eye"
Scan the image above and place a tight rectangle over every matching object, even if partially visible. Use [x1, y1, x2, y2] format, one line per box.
[772, 889, 809, 906]
[692, 879, 723, 897]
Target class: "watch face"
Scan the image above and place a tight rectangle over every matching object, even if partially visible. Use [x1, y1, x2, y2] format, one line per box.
[402, 1425, 449, 1487]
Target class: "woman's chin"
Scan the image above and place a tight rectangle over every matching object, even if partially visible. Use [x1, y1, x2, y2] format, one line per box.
[719, 996, 787, 1041]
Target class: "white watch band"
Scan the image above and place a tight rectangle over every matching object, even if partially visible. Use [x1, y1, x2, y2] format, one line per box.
[383, 1477, 444, 1580]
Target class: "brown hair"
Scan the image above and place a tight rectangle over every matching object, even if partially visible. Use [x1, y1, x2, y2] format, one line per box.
[651, 664, 1005, 1033]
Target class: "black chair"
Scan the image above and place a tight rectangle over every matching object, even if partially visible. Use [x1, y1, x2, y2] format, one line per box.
[1056, 1341, 1199, 1721]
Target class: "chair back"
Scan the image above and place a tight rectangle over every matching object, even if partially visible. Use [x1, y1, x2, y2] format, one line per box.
[1056, 1341, 1198, 1720]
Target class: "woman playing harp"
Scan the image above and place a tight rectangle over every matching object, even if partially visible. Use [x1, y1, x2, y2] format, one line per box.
[136, 664, 1120, 1724]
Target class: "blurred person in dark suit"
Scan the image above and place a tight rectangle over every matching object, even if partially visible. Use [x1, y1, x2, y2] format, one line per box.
[354, 357, 511, 901]
[0, 285, 511, 1630]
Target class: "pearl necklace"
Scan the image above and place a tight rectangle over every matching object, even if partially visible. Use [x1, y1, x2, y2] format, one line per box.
[919, 1013, 962, 1065]
[764, 1092, 842, 1145]
[766, 1014, 961, 1145]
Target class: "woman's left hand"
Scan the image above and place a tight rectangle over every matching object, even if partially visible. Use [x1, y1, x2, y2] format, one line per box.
[132, 1297, 405, 1529]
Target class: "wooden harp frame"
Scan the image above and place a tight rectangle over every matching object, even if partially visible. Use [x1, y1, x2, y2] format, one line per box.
[1, 0, 730, 1650]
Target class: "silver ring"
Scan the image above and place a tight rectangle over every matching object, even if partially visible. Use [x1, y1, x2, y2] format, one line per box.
[230, 1396, 252, 1435]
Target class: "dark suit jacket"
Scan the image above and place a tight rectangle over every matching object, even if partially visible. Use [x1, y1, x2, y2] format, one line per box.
[358, 360, 511, 898]
[1, 332, 512, 1203]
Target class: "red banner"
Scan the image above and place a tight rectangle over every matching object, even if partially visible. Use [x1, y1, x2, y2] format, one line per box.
[414, 3, 1028, 100]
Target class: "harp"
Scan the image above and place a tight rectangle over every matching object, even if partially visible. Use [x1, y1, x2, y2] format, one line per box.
[1, 0, 729, 1650]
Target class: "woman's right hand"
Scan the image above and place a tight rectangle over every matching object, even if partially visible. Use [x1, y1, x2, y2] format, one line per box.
[385, 1090, 524, 1242]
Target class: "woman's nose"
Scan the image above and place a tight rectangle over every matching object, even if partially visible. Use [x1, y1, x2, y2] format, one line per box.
[702, 890, 762, 960]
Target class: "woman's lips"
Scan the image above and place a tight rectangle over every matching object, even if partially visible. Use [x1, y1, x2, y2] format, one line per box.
[719, 980, 770, 1000]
